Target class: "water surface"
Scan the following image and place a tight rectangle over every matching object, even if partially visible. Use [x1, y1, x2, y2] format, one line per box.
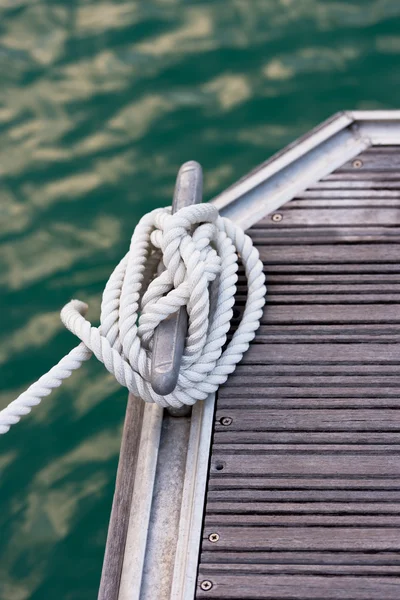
[1, 1, 400, 597]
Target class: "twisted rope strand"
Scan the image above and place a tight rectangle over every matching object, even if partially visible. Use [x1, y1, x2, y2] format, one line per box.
[0, 204, 266, 434]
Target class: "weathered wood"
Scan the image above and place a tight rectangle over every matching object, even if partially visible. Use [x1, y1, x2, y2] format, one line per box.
[258, 208, 400, 227]
[242, 273, 400, 283]
[202, 527, 400, 550]
[249, 228, 400, 244]
[208, 476, 400, 490]
[258, 244, 400, 263]
[202, 548, 400, 572]
[234, 323, 400, 343]
[216, 397, 400, 408]
[311, 179, 400, 188]
[206, 502, 400, 514]
[325, 170, 400, 180]
[200, 550, 400, 565]
[298, 189, 400, 197]
[257, 263, 400, 273]
[221, 373, 400, 386]
[240, 293, 400, 304]
[200, 562, 400, 574]
[211, 444, 400, 455]
[208, 488, 400, 501]
[238, 282, 400, 294]
[219, 373, 400, 391]
[285, 198, 400, 205]
[256, 304, 400, 323]
[213, 431, 400, 444]
[339, 148, 400, 171]
[98, 394, 144, 600]
[213, 409, 400, 430]
[204, 514, 400, 526]
[240, 343, 400, 364]
[196, 147, 400, 599]
[230, 363, 400, 374]
[196, 575, 400, 599]
[208, 454, 400, 476]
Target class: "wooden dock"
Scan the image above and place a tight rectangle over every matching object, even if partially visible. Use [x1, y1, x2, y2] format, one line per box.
[99, 112, 400, 600]
[197, 145, 400, 598]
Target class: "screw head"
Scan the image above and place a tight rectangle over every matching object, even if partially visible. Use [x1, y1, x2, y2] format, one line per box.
[208, 532, 220, 542]
[200, 580, 213, 591]
[352, 159, 363, 168]
[272, 213, 282, 222]
[220, 416, 232, 426]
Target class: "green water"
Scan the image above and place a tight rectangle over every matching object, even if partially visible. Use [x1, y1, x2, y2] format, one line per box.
[1, 1, 400, 597]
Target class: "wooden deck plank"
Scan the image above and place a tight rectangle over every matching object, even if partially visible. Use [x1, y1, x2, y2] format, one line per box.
[325, 171, 400, 180]
[200, 550, 400, 564]
[258, 208, 400, 227]
[240, 343, 400, 364]
[200, 564, 400, 575]
[196, 574, 400, 599]
[208, 477, 400, 489]
[213, 431, 400, 444]
[208, 454, 400, 476]
[249, 228, 400, 243]
[205, 503, 400, 514]
[204, 514, 400, 526]
[207, 488, 400, 501]
[298, 189, 400, 197]
[202, 527, 400, 551]
[212, 409, 400, 430]
[257, 305, 400, 324]
[339, 149, 400, 171]
[313, 178, 400, 188]
[258, 244, 400, 264]
[221, 373, 400, 387]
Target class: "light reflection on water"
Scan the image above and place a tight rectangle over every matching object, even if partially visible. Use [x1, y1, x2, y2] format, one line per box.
[0, 1, 399, 597]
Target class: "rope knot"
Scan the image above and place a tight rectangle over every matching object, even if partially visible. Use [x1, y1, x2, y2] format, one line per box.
[141, 204, 222, 347]
[0, 204, 266, 433]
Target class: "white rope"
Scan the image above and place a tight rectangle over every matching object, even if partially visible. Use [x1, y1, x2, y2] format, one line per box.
[0, 204, 266, 434]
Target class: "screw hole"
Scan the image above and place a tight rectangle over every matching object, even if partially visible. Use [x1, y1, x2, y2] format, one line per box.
[215, 462, 224, 471]
[272, 213, 282, 222]
[352, 159, 363, 169]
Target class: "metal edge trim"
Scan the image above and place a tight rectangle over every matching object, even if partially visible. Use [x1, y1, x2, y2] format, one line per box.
[214, 129, 371, 230]
[212, 111, 354, 211]
[350, 110, 400, 120]
[357, 121, 400, 145]
[170, 394, 216, 600]
[118, 403, 164, 600]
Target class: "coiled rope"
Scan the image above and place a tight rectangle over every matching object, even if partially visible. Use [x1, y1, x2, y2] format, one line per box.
[0, 204, 266, 434]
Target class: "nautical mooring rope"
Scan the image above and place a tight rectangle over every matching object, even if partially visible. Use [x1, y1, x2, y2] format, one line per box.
[0, 204, 266, 434]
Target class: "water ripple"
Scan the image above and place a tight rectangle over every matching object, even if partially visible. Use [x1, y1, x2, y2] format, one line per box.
[0, 1, 400, 598]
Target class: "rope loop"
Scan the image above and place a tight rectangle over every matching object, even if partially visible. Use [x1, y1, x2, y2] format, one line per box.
[0, 205, 266, 434]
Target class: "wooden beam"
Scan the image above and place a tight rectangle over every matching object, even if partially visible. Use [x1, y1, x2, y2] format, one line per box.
[98, 394, 145, 600]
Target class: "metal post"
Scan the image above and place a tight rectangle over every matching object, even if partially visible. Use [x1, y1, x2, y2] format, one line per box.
[150, 161, 202, 416]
